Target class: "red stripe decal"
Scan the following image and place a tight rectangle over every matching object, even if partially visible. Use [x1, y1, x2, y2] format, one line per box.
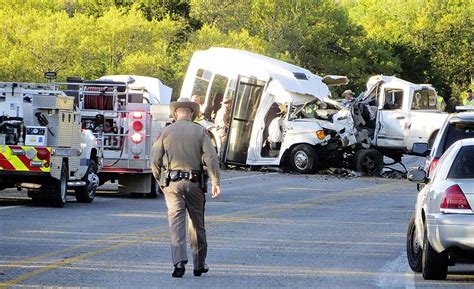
[0, 159, 15, 170]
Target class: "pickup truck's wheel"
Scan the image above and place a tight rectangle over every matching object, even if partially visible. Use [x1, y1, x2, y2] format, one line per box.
[422, 226, 448, 280]
[353, 149, 383, 176]
[52, 161, 68, 208]
[75, 160, 99, 203]
[289, 144, 318, 174]
[406, 215, 422, 272]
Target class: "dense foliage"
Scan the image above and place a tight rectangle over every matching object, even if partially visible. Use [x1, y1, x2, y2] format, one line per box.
[0, 0, 472, 102]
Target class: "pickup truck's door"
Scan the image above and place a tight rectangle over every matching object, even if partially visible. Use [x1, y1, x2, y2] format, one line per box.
[405, 88, 448, 150]
[223, 75, 265, 165]
[374, 86, 407, 149]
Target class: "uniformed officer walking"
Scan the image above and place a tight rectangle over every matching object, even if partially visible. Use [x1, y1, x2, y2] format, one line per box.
[151, 97, 221, 278]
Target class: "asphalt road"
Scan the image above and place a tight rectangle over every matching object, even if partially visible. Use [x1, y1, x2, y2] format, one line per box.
[1, 163, 474, 288]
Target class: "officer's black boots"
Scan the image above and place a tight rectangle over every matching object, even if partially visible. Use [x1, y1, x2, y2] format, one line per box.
[193, 264, 209, 277]
[172, 261, 186, 278]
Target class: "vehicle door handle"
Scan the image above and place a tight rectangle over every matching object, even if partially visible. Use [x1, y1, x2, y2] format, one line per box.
[396, 116, 405, 120]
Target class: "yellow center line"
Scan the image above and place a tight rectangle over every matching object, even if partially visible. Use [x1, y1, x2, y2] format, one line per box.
[0, 180, 406, 288]
[0, 232, 169, 289]
[0, 225, 169, 272]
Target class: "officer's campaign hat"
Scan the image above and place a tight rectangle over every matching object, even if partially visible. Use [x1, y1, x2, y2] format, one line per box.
[170, 97, 200, 120]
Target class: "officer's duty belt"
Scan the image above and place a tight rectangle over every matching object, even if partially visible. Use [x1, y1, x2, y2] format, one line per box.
[169, 170, 201, 182]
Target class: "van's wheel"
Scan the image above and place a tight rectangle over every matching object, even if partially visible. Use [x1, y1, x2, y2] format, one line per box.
[75, 160, 99, 203]
[289, 144, 318, 174]
[406, 215, 422, 272]
[51, 161, 68, 208]
[353, 149, 383, 176]
[422, 225, 448, 280]
[146, 177, 159, 199]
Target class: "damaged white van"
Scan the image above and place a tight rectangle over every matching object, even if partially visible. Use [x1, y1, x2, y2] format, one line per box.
[180, 47, 355, 173]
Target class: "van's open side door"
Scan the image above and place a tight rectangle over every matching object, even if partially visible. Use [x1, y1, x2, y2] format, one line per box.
[224, 76, 265, 165]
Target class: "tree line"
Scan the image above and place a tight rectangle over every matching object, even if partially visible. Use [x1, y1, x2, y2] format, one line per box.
[0, 0, 472, 104]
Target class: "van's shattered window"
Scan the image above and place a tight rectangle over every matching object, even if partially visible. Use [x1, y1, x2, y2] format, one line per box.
[412, 89, 437, 110]
[290, 99, 338, 121]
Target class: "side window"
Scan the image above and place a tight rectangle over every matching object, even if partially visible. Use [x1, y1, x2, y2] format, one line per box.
[383, 88, 403, 110]
[226, 79, 237, 100]
[191, 69, 212, 100]
[203, 74, 229, 120]
[411, 89, 437, 110]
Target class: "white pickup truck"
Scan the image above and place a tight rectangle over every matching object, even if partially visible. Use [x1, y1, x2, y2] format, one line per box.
[342, 75, 449, 174]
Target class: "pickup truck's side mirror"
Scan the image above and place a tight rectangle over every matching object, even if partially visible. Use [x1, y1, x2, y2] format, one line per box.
[407, 169, 427, 183]
[412, 143, 430, 156]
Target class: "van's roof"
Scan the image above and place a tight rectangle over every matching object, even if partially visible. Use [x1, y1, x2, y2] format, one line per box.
[188, 47, 331, 100]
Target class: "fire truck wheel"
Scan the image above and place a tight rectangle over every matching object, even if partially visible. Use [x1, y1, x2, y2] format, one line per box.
[52, 161, 68, 208]
[130, 193, 145, 198]
[31, 196, 47, 206]
[75, 160, 98, 203]
[146, 178, 159, 199]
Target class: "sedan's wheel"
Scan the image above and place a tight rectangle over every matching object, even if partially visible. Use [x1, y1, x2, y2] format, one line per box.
[353, 149, 383, 176]
[289, 144, 318, 174]
[406, 216, 422, 272]
[422, 226, 448, 280]
[75, 160, 99, 203]
[51, 161, 68, 208]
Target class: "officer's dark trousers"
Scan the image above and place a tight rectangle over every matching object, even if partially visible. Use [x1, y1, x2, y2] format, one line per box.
[162, 180, 207, 270]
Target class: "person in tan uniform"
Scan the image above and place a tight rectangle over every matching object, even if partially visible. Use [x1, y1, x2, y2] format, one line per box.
[151, 97, 221, 278]
[214, 96, 232, 164]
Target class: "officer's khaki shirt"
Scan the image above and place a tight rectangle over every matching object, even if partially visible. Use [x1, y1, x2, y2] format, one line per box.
[151, 119, 220, 186]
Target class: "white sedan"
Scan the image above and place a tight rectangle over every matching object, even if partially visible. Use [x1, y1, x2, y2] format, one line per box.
[406, 138, 474, 280]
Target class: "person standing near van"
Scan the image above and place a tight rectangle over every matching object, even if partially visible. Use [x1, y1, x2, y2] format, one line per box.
[151, 97, 221, 278]
[214, 96, 233, 163]
[341, 90, 356, 107]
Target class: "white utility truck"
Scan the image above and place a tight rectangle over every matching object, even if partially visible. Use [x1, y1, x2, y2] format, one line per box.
[65, 75, 172, 197]
[0, 82, 99, 207]
[180, 47, 355, 173]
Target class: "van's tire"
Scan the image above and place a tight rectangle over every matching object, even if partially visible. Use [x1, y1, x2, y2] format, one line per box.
[75, 160, 98, 203]
[289, 144, 318, 174]
[51, 161, 68, 208]
[406, 216, 422, 272]
[422, 226, 448, 280]
[353, 149, 383, 176]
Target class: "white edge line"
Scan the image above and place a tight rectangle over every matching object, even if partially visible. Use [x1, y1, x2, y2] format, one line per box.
[221, 172, 278, 182]
[0, 205, 26, 210]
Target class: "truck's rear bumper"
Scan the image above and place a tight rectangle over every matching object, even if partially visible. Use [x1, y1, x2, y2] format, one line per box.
[0, 145, 51, 173]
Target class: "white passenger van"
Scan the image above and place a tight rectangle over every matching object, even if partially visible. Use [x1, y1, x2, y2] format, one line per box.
[180, 47, 355, 173]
